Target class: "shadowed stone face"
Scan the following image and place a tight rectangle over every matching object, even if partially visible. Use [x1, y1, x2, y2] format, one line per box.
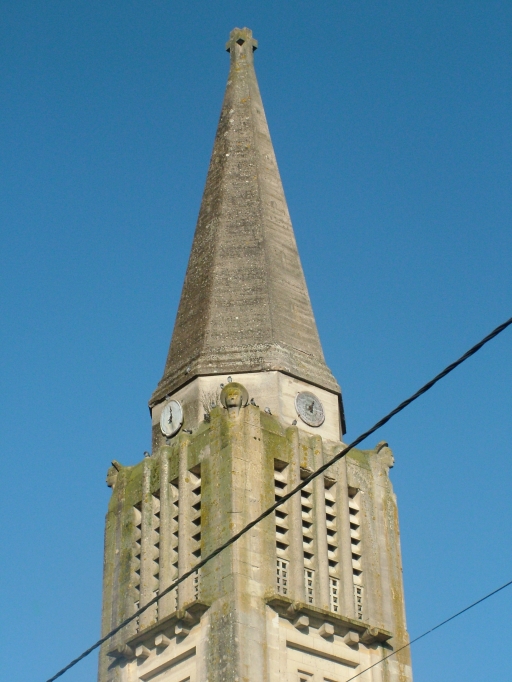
[106, 461, 121, 489]
[105, 466, 117, 488]
[220, 381, 249, 417]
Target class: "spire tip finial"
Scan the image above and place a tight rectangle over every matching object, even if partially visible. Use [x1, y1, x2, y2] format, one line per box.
[225, 27, 258, 53]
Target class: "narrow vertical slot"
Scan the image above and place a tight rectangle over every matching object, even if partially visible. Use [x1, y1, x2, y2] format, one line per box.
[349, 488, 363, 620]
[132, 503, 142, 631]
[324, 476, 339, 613]
[274, 460, 289, 593]
[190, 466, 202, 600]
[300, 468, 315, 605]
[170, 479, 179, 611]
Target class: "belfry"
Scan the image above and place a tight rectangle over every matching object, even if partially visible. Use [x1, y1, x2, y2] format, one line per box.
[99, 28, 413, 682]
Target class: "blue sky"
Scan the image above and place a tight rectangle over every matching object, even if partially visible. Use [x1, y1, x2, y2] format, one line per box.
[1, 2, 511, 681]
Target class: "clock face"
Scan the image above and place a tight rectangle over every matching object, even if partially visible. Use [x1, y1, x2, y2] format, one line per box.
[160, 399, 184, 437]
[295, 391, 325, 427]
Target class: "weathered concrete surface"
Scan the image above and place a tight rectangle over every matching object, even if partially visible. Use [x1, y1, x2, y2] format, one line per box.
[150, 27, 342, 412]
[150, 371, 343, 454]
[99, 400, 412, 682]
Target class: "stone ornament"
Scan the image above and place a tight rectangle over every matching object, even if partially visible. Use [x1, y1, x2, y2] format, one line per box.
[159, 399, 184, 437]
[106, 460, 122, 489]
[295, 391, 325, 427]
[220, 381, 249, 417]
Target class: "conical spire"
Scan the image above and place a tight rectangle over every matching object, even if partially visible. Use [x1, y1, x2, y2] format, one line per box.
[150, 28, 341, 407]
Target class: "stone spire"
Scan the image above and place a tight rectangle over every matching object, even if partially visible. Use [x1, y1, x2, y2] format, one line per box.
[99, 31, 413, 682]
[151, 28, 341, 408]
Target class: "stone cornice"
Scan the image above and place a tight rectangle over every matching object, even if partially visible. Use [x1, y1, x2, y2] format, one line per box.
[266, 594, 393, 645]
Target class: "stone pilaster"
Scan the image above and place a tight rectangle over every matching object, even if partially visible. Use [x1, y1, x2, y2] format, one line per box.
[177, 437, 194, 608]
[158, 450, 174, 619]
[312, 437, 330, 610]
[139, 459, 157, 629]
[336, 457, 356, 618]
[286, 426, 306, 602]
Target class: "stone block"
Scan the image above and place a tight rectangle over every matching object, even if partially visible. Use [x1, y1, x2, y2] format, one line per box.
[319, 623, 334, 638]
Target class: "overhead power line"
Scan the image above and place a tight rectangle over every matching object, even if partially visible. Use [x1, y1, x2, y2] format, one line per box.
[45, 315, 512, 682]
[345, 577, 512, 682]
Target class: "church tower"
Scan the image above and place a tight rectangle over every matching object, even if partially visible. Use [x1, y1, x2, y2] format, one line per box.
[99, 28, 413, 682]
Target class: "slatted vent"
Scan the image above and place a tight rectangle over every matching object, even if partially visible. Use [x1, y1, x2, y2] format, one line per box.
[304, 568, 315, 604]
[274, 461, 290, 592]
[190, 467, 202, 600]
[349, 488, 364, 619]
[170, 479, 179, 611]
[131, 502, 142, 630]
[324, 476, 340, 612]
[276, 558, 289, 595]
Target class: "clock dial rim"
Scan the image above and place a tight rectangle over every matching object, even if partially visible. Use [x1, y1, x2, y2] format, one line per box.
[295, 391, 325, 427]
[159, 399, 184, 437]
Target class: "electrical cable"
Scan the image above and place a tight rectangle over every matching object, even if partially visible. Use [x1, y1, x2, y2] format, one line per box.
[45, 315, 512, 681]
[345, 577, 512, 682]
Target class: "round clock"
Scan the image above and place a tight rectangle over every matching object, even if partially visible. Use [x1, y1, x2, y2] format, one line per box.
[295, 391, 325, 427]
[160, 399, 184, 437]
